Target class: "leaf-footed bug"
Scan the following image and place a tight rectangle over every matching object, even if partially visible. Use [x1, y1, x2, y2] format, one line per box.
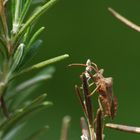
[69, 59, 117, 119]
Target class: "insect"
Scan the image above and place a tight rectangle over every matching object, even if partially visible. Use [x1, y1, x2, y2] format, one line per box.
[69, 59, 117, 119]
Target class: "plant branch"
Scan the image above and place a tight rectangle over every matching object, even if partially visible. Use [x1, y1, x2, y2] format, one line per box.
[0, 0, 11, 54]
[96, 108, 103, 140]
[108, 7, 140, 32]
[80, 117, 90, 140]
[106, 123, 140, 134]
[0, 96, 9, 118]
[60, 116, 71, 140]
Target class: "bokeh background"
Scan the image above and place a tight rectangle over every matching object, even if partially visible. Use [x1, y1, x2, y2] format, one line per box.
[17, 0, 140, 139]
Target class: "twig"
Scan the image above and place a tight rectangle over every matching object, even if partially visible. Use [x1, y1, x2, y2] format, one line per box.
[96, 108, 103, 140]
[81, 74, 93, 126]
[0, 96, 9, 118]
[80, 117, 90, 140]
[0, 0, 11, 54]
[106, 123, 140, 134]
[75, 85, 88, 117]
[60, 116, 71, 140]
[108, 7, 140, 32]
[81, 73, 95, 140]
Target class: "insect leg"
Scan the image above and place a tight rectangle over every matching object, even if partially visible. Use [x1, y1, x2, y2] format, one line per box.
[88, 85, 100, 97]
[98, 96, 104, 112]
[91, 62, 99, 72]
[80, 82, 95, 90]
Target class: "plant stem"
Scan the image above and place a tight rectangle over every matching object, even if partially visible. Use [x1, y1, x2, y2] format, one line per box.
[60, 116, 71, 140]
[0, 96, 9, 118]
[106, 123, 140, 134]
[89, 124, 95, 140]
[87, 119, 95, 140]
[0, 0, 11, 54]
[108, 7, 140, 32]
[96, 108, 103, 140]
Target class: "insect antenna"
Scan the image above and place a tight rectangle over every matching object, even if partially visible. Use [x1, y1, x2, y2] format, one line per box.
[68, 63, 87, 67]
[91, 62, 99, 72]
[68, 63, 98, 73]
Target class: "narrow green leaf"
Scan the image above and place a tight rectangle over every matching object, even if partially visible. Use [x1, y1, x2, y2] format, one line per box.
[14, 93, 48, 112]
[25, 39, 42, 60]
[12, 0, 22, 34]
[16, 75, 51, 92]
[10, 66, 54, 106]
[23, 27, 31, 43]
[16, 40, 42, 71]
[25, 126, 49, 140]
[6, 67, 55, 105]
[32, 0, 46, 4]
[11, 54, 69, 80]
[10, 43, 25, 72]
[29, 93, 48, 107]
[13, 0, 58, 43]
[19, 0, 32, 23]
[21, 54, 69, 73]
[11, 0, 16, 23]
[0, 100, 53, 137]
[7, 85, 38, 110]
[2, 123, 25, 140]
[14, 0, 21, 23]
[26, 27, 45, 52]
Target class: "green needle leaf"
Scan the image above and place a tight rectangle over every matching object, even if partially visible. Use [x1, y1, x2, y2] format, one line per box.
[25, 126, 49, 140]
[16, 75, 51, 92]
[0, 99, 52, 137]
[11, 54, 69, 80]
[13, 0, 58, 43]
[19, 0, 32, 24]
[6, 67, 55, 108]
[18, 40, 43, 70]
[25, 27, 45, 52]
[12, 0, 22, 34]
[10, 43, 25, 73]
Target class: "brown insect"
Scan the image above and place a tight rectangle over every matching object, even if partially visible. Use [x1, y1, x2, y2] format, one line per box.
[69, 59, 117, 119]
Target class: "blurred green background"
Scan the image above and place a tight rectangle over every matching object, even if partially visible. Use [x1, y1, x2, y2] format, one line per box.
[18, 0, 140, 139]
